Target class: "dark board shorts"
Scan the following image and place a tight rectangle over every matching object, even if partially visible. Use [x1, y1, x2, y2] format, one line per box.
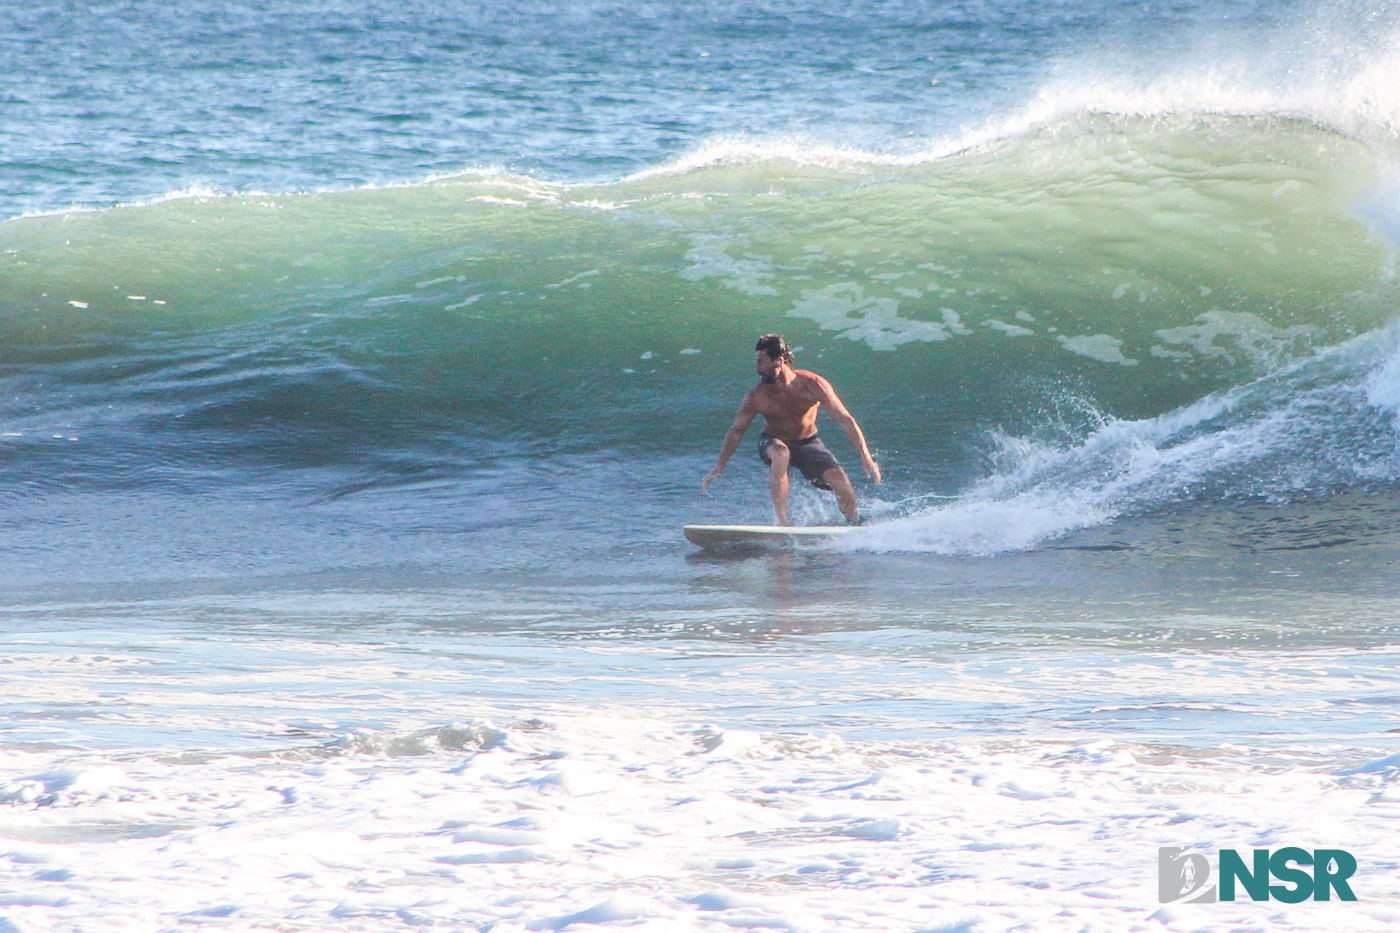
[758, 432, 841, 490]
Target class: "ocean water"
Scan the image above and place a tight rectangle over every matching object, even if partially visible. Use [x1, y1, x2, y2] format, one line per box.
[3, 1, 1400, 930]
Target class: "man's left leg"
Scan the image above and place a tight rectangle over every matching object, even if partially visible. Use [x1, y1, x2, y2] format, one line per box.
[821, 467, 860, 523]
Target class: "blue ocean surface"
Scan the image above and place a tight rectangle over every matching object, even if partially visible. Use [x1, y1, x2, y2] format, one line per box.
[2, 1, 1399, 930]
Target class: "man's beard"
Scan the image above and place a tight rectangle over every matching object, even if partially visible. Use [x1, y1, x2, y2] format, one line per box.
[759, 373, 777, 384]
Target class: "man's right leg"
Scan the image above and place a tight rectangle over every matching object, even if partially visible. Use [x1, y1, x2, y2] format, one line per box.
[766, 440, 791, 525]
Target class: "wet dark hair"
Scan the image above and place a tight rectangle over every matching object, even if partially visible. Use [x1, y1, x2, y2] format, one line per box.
[755, 334, 793, 364]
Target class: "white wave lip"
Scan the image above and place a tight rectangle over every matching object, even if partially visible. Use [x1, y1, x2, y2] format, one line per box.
[18, 16, 1400, 231]
[627, 13, 1400, 190]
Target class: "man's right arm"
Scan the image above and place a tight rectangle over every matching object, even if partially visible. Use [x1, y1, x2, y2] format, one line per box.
[702, 398, 758, 493]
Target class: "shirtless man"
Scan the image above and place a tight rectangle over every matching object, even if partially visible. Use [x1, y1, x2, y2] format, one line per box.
[702, 334, 881, 525]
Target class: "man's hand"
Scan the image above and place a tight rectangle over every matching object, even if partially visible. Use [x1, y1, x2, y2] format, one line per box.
[864, 457, 882, 484]
[702, 468, 722, 494]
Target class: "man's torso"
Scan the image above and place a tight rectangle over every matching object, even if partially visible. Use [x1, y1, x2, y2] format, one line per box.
[748, 369, 825, 441]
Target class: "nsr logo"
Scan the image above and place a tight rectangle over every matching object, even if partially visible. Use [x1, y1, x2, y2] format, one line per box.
[1159, 847, 1358, 904]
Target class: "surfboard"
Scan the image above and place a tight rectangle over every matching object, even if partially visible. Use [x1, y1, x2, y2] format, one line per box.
[683, 524, 853, 548]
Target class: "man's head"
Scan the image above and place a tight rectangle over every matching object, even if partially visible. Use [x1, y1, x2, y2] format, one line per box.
[755, 334, 792, 383]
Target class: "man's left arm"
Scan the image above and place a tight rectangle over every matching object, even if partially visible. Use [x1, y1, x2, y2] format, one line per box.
[816, 378, 882, 484]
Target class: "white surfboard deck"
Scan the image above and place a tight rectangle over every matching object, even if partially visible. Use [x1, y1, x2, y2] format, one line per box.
[683, 523, 853, 548]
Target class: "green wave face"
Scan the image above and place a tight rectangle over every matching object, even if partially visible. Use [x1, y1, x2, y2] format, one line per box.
[2, 113, 1397, 502]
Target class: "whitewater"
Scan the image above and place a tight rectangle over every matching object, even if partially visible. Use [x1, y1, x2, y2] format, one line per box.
[3, 1, 1400, 931]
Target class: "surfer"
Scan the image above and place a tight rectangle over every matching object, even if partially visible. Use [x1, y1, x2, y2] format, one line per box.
[702, 334, 881, 525]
